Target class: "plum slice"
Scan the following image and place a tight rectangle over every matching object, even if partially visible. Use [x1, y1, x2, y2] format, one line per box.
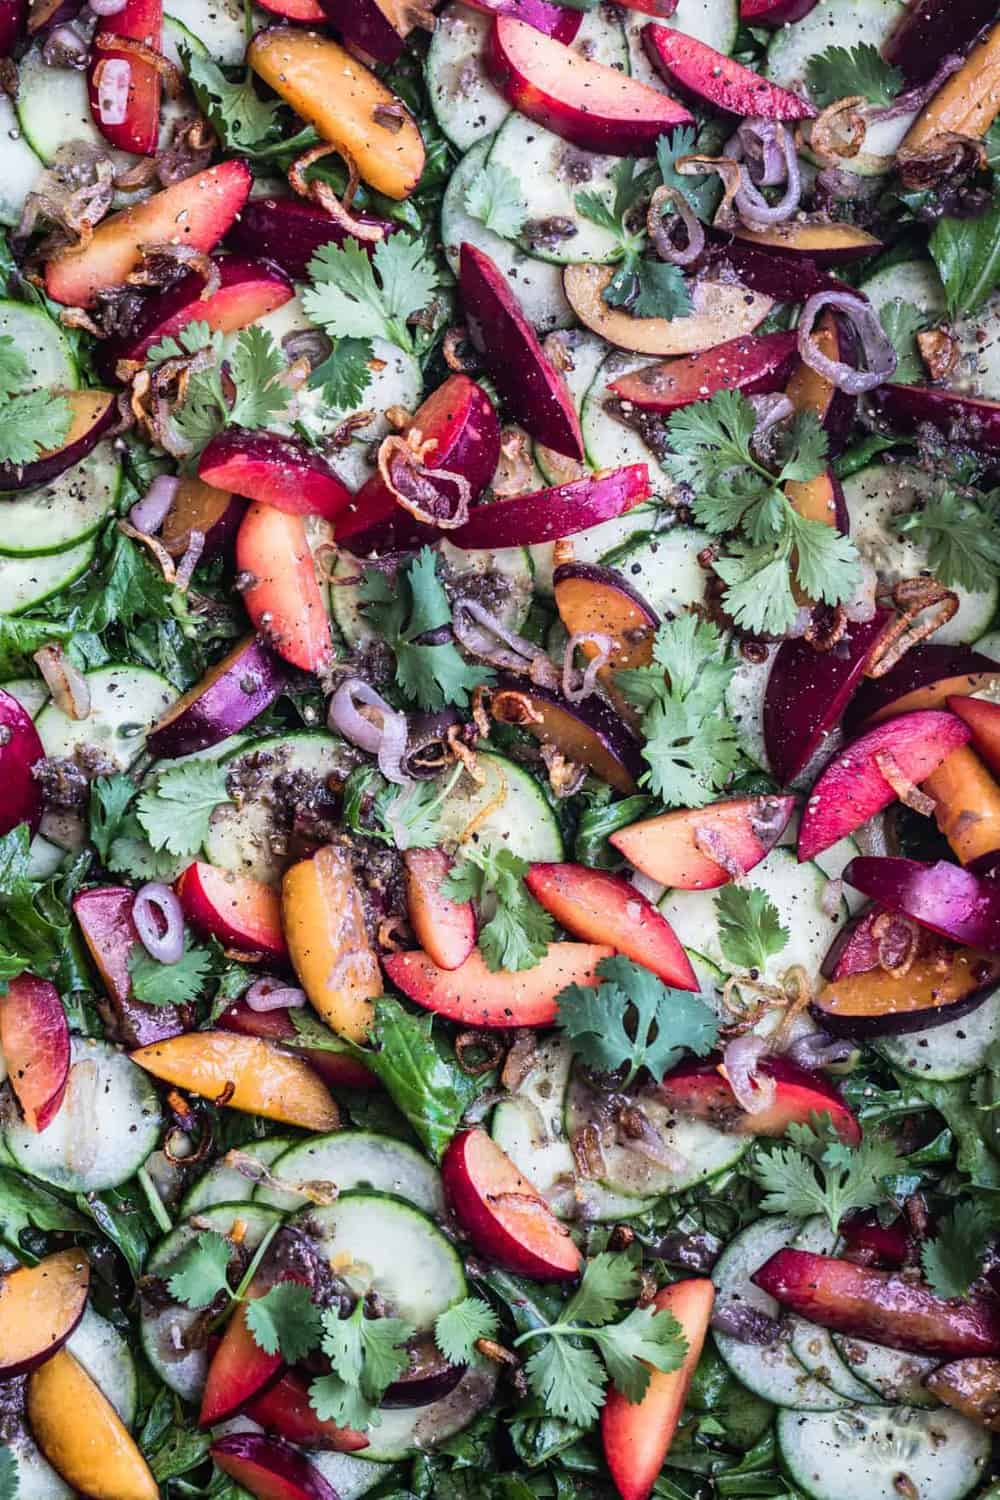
[925, 1358, 1000, 1431]
[381, 1335, 466, 1408]
[461, 245, 584, 460]
[601, 1279, 714, 1500]
[211, 1433, 339, 1500]
[923, 745, 1000, 868]
[901, 19, 1000, 153]
[337, 374, 501, 552]
[845, 644, 1000, 731]
[0, 973, 70, 1132]
[73, 886, 190, 1047]
[763, 609, 892, 785]
[442, 1127, 583, 1279]
[489, 674, 644, 794]
[227, 197, 394, 280]
[130, 1031, 340, 1130]
[219, 999, 378, 1090]
[320, 0, 430, 63]
[283, 845, 382, 1043]
[403, 848, 476, 972]
[27, 1347, 157, 1500]
[0, 686, 44, 837]
[814, 945, 1000, 1035]
[784, 310, 858, 457]
[884, 0, 998, 84]
[796, 709, 971, 862]
[199, 430, 353, 523]
[45, 160, 251, 307]
[950, 695, 1000, 778]
[160, 478, 244, 561]
[840, 1210, 912, 1269]
[643, 25, 814, 119]
[176, 861, 289, 960]
[0, 1249, 89, 1377]
[460, 0, 581, 41]
[738, 0, 818, 22]
[488, 15, 691, 154]
[98, 256, 293, 377]
[608, 330, 797, 413]
[450, 465, 650, 549]
[563, 265, 774, 356]
[752, 1249, 1000, 1358]
[248, 29, 424, 200]
[552, 561, 658, 709]
[872, 383, 1000, 454]
[0, 388, 117, 492]
[245, 1367, 369, 1450]
[844, 855, 1000, 954]
[0, 0, 24, 53]
[87, 0, 161, 155]
[610, 795, 795, 889]
[147, 635, 284, 759]
[525, 862, 697, 989]
[236, 504, 334, 675]
[383, 942, 613, 1028]
[711, 236, 848, 301]
[657, 1057, 860, 1143]
[731, 222, 884, 264]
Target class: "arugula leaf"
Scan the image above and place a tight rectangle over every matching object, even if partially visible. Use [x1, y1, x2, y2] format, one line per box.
[435, 1298, 501, 1365]
[878, 300, 931, 385]
[465, 162, 528, 239]
[315, 1301, 414, 1428]
[753, 1119, 904, 1234]
[166, 1229, 232, 1309]
[807, 43, 902, 107]
[88, 774, 137, 864]
[135, 759, 232, 858]
[892, 487, 1000, 594]
[930, 194, 1000, 319]
[246, 1283, 324, 1362]
[0, 1446, 16, 1500]
[309, 337, 374, 410]
[304, 234, 439, 356]
[360, 997, 482, 1161]
[181, 47, 284, 153]
[442, 844, 554, 973]
[128, 939, 213, 1008]
[715, 885, 789, 973]
[920, 1201, 995, 1299]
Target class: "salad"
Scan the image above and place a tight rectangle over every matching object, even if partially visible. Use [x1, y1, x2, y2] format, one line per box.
[3, 0, 1000, 1497]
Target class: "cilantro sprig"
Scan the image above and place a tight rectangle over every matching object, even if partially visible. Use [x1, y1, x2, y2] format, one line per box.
[310, 1301, 415, 1430]
[806, 43, 903, 108]
[753, 1117, 905, 1235]
[434, 1297, 501, 1365]
[343, 762, 465, 853]
[892, 487, 1000, 595]
[145, 321, 291, 463]
[576, 158, 692, 320]
[135, 758, 232, 860]
[442, 844, 554, 973]
[0, 335, 71, 467]
[715, 885, 789, 974]
[920, 1201, 995, 1300]
[303, 234, 439, 357]
[465, 161, 528, 240]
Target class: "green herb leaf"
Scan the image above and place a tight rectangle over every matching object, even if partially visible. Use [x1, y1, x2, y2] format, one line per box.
[166, 1229, 233, 1309]
[0, 389, 71, 467]
[0, 618, 72, 680]
[753, 1120, 904, 1234]
[309, 337, 374, 410]
[930, 193, 1000, 319]
[0, 1162, 91, 1244]
[360, 996, 482, 1161]
[716, 884, 789, 973]
[128, 939, 213, 1008]
[0, 825, 74, 993]
[522, 1336, 608, 1428]
[892, 487, 1000, 594]
[920, 1200, 995, 1299]
[442, 844, 554, 973]
[181, 47, 283, 152]
[465, 161, 528, 239]
[563, 1251, 643, 1329]
[591, 1304, 687, 1403]
[227, 325, 293, 429]
[435, 1298, 501, 1364]
[320, 1300, 415, 1425]
[135, 759, 232, 858]
[88, 774, 137, 864]
[246, 1283, 324, 1362]
[656, 126, 720, 221]
[308, 1373, 372, 1430]
[807, 43, 902, 107]
[604, 257, 694, 320]
[304, 233, 439, 355]
[878, 299, 930, 385]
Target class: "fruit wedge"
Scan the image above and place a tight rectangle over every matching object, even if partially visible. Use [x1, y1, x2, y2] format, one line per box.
[73, 885, 190, 1047]
[872, 384, 1000, 454]
[610, 795, 795, 889]
[27, 1348, 157, 1500]
[925, 1358, 1000, 1431]
[643, 24, 814, 118]
[450, 465, 650, 549]
[901, 18, 1000, 151]
[383, 943, 613, 1027]
[814, 946, 1000, 1035]
[219, 1000, 378, 1090]
[923, 746, 1000, 867]
[245, 1367, 370, 1450]
[845, 644, 1000, 730]
[731, 222, 883, 264]
[235, 504, 333, 675]
[0, 388, 117, 492]
[950, 695, 1000, 779]
[843, 856, 1000, 954]
[0, 973, 70, 1132]
[0, 686, 43, 837]
[0, 1249, 89, 1377]
[657, 1057, 861, 1142]
[87, 0, 162, 155]
[490, 675, 643, 794]
[129, 1032, 340, 1130]
[211, 1433, 339, 1500]
[403, 848, 476, 972]
[199, 430, 353, 522]
[176, 861, 289, 960]
[147, 635, 284, 760]
[282, 845, 382, 1043]
[160, 478, 243, 560]
[228, 196, 395, 279]
[607, 330, 797, 413]
[564, 265, 773, 355]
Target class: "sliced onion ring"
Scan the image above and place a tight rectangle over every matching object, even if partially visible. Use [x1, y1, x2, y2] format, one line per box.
[722, 1034, 775, 1115]
[245, 977, 307, 1012]
[133, 882, 185, 964]
[647, 184, 705, 266]
[797, 290, 897, 394]
[327, 677, 409, 784]
[129, 473, 179, 536]
[562, 631, 613, 703]
[453, 597, 560, 689]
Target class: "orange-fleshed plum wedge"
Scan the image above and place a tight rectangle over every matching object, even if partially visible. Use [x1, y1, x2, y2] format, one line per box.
[0, 388, 117, 492]
[87, 0, 162, 155]
[0, 1249, 89, 1377]
[199, 430, 354, 522]
[524, 864, 697, 989]
[488, 15, 691, 153]
[923, 746, 1000, 867]
[0, 974, 70, 1132]
[27, 1348, 157, 1500]
[814, 945, 1000, 1036]
[450, 465, 650, 549]
[844, 856, 1000, 955]
[731, 221, 883, 265]
[462, 244, 584, 459]
[785, 466, 847, 531]
[845, 644, 1000, 731]
[130, 1031, 340, 1130]
[249, 29, 424, 199]
[608, 330, 797, 413]
[796, 710, 971, 863]
[282, 845, 382, 1043]
[160, 477, 244, 560]
[950, 695, 1000, 780]
[73, 885, 190, 1047]
[610, 795, 795, 889]
[925, 1359, 1000, 1431]
[176, 862, 289, 960]
[146, 635, 284, 759]
[45, 159, 251, 307]
[656, 1057, 861, 1142]
[784, 310, 857, 456]
[219, 998, 378, 1090]
[490, 676, 644, 794]
[403, 848, 476, 972]
[601, 1279, 714, 1500]
[552, 562, 658, 704]
[236, 503, 334, 675]
[643, 25, 814, 119]
[901, 18, 1000, 151]
[564, 264, 774, 356]
[245, 1367, 370, 1450]
[383, 943, 613, 1028]
[0, 686, 43, 837]
[442, 1127, 582, 1279]
[751, 1250, 1000, 1358]
[212, 1433, 340, 1500]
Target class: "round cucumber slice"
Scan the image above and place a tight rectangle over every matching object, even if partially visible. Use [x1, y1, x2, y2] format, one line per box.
[310, 1453, 386, 1499]
[860, 260, 946, 323]
[432, 750, 564, 864]
[2, 678, 48, 718]
[359, 1362, 498, 1464]
[724, 645, 775, 773]
[0, 538, 96, 616]
[581, 351, 676, 495]
[67, 1306, 138, 1427]
[160, 0, 266, 64]
[254, 1131, 445, 1216]
[0, 443, 121, 557]
[785, 1219, 879, 1405]
[0, 95, 43, 229]
[0, 301, 78, 391]
[36, 664, 176, 770]
[427, 3, 510, 152]
[624, 0, 739, 87]
[2, 1038, 161, 1193]
[776, 1404, 989, 1500]
[829, 1332, 939, 1408]
[953, 290, 1000, 402]
[874, 987, 1000, 1081]
[179, 1136, 295, 1216]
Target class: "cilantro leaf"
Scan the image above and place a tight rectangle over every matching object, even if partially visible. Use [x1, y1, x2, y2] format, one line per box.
[807, 43, 902, 107]
[317, 1302, 414, 1427]
[107, 817, 186, 883]
[128, 938, 213, 1007]
[879, 300, 931, 385]
[0, 1445, 17, 1500]
[605, 257, 693, 320]
[135, 759, 232, 858]
[0, 389, 71, 467]
[434, 1298, 501, 1364]
[920, 1201, 995, 1300]
[576, 159, 692, 320]
[655, 126, 720, 222]
[227, 326, 292, 429]
[0, 337, 28, 400]
[557, 956, 718, 1087]
[522, 1336, 608, 1428]
[716, 884, 789, 973]
[753, 1121, 904, 1234]
[309, 337, 374, 410]
[246, 1283, 324, 1362]
[892, 488, 1000, 595]
[465, 161, 528, 240]
[88, 774, 137, 864]
[181, 47, 283, 152]
[308, 1373, 372, 1431]
[592, 1304, 686, 1403]
[166, 1230, 232, 1308]
[303, 234, 438, 355]
[147, 320, 220, 366]
[442, 844, 554, 973]
[563, 1251, 643, 1329]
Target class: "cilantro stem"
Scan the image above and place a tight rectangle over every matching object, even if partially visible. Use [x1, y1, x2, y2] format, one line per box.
[136, 1165, 172, 1235]
[206, 1218, 282, 1331]
[513, 1323, 589, 1347]
[414, 760, 464, 830]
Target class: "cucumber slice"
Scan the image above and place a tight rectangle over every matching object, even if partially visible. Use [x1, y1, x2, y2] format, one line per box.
[2, 678, 48, 718]
[142, 1203, 284, 1400]
[326, 440, 375, 493]
[842, 464, 997, 645]
[624, 0, 739, 87]
[295, 1190, 466, 1328]
[2, 1038, 161, 1193]
[310, 1454, 387, 1499]
[0, 537, 96, 615]
[67, 1306, 138, 1426]
[581, 352, 675, 494]
[28, 836, 64, 880]
[432, 750, 564, 863]
[361, 1362, 499, 1463]
[0, 95, 43, 228]
[427, 3, 511, 152]
[159, 0, 264, 64]
[0, 443, 121, 557]
[786, 1219, 879, 1404]
[36, 663, 176, 770]
[489, 113, 635, 267]
[443, 138, 572, 335]
[17, 45, 116, 165]
[0, 301, 78, 391]
[4, 1437, 71, 1500]
[533, 329, 608, 490]
[874, 987, 1000, 1081]
[162, 12, 208, 65]
[603, 526, 710, 619]
[203, 732, 357, 885]
[254, 1130, 445, 1216]
[830, 1333, 939, 1408]
[953, 292, 1000, 403]
[179, 1136, 294, 1216]
[712, 1217, 848, 1410]
[860, 260, 946, 323]
[724, 645, 775, 773]
[776, 1404, 989, 1500]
